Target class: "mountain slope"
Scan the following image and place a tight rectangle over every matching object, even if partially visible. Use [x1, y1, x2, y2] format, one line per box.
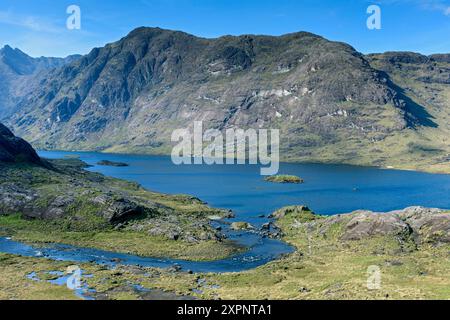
[6, 27, 450, 172]
[0, 123, 41, 164]
[0, 45, 80, 118]
[366, 52, 450, 172]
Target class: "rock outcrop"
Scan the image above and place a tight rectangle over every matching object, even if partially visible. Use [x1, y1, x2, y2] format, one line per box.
[340, 210, 412, 241]
[270, 205, 315, 221]
[0, 123, 42, 164]
[339, 207, 450, 245]
[275, 206, 450, 246]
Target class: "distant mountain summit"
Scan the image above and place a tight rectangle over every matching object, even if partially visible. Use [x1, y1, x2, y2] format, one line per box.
[0, 45, 80, 118]
[2, 27, 450, 172]
[0, 45, 81, 75]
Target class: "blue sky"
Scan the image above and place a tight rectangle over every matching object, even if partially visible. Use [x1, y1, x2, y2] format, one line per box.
[0, 0, 449, 57]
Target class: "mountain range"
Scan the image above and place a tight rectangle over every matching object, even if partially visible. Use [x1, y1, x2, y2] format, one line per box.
[1, 27, 449, 173]
[0, 45, 80, 118]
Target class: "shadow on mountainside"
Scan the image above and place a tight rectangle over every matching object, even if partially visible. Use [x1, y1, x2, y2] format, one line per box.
[378, 70, 438, 128]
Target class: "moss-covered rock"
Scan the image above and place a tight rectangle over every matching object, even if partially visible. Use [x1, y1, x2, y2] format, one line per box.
[230, 222, 254, 231]
[275, 206, 450, 246]
[270, 205, 316, 221]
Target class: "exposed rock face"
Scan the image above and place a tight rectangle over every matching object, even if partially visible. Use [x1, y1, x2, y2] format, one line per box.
[430, 54, 450, 63]
[366, 52, 450, 172]
[340, 211, 412, 241]
[340, 207, 450, 245]
[19, 194, 76, 220]
[367, 51, 450, 128]
[3, 28, 448, 171]
[90, 194, 150, 223]
[0, 123, 42, 164]
[0, 161, 229, 243]
[396, 207, 450, 244]
[0, 183, 38, 215]
[276, 206, 450, 246]
[0, 45, 80, 75]
[0, 46, 80, 118]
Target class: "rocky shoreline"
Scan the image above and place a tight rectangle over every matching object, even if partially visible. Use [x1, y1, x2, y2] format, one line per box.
[273, 205, 450, 246]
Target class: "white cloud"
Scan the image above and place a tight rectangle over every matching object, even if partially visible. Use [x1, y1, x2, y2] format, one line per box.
[0, 10, 63, 33]
[374, 0, 450, 16]
[0, 9, 100, 57]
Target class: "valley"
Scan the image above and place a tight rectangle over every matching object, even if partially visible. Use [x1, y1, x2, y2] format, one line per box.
[0, 26, 449, 301]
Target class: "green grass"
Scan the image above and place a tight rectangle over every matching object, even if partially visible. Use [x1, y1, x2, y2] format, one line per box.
[0, 253, 82, 300]
[0, 216, 239, 263]
[2, 207, 450, 300]
[195, 211, 450, 300]
[0, 160, 241, 261]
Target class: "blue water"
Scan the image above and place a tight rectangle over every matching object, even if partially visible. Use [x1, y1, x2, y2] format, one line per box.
[39, 151, 450, 227]
[1, 150, 449, 277]
[0, 234, 292, 273]
[26, 269, 95, 300]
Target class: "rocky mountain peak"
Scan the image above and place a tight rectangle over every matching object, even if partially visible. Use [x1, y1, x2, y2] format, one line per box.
[0, 45, 82, 76]
[0, 45, 15, 54]
[0, 45, 36, 75]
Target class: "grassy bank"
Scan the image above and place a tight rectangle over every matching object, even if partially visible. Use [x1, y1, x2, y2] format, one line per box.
[0, 253, 204, 300]
[2, 208, 450, 300]
[0, 253, 82, 300]
[0, 215, 238, 261]
[200, 208, 450, 299]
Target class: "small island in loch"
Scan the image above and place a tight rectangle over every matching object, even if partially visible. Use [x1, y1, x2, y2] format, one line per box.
[97, 160, 129, 167]
[265, 175, 304, 184]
